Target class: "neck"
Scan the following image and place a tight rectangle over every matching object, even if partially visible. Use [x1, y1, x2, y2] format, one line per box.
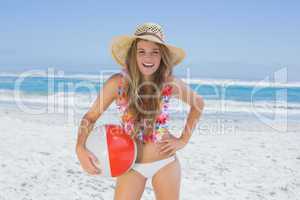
[144, 75, 153, 81]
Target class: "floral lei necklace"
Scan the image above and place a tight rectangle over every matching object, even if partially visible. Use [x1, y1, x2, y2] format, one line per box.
[116, 77, 173, 143]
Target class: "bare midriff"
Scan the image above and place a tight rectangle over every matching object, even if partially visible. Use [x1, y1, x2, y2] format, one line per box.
[135, 132, 175, 163]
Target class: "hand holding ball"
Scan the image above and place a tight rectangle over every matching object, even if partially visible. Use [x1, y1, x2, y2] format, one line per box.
[85, 124, 137, 177]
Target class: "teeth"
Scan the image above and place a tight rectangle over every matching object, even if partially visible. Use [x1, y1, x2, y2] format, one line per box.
[143, 63, 154, 68]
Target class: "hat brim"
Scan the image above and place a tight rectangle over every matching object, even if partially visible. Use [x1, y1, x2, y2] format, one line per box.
[110, 35, 185, 68]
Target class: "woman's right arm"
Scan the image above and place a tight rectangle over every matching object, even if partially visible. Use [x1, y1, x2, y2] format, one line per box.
[75, 73, 120, 175]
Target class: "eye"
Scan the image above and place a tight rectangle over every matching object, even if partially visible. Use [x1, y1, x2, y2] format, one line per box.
[153, 51, 160, 55]
[138, 50, 145, 55]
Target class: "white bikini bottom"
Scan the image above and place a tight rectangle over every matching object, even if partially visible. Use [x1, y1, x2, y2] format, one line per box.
[132, 154, 177, 179]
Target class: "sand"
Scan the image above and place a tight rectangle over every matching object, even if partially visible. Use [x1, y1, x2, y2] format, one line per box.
[0, 103, 299, 200]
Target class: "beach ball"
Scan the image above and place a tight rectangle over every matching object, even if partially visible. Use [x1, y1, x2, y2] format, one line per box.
[85, 124, 137, 177]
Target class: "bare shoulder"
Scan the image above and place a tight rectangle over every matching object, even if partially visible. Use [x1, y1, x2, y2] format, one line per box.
[82, 72, 123, 121]
[105, 72, 121, 85]
[100, 72, 123, 99]
[166, 75, 204, 108]
[166, 75, 186, 97]
[109, 72, 123, 84]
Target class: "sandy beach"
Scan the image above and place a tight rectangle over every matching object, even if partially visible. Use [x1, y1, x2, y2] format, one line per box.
[0, 100, 299, 200]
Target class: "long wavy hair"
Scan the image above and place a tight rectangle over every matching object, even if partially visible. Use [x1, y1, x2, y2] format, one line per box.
[123, 38, 173, 137]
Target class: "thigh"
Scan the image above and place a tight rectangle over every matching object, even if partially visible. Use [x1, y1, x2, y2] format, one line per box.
[114, 169, 147, 200]
[151, 157, 181, 200]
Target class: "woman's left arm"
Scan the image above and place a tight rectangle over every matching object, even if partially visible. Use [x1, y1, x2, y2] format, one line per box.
[159, 77, 205, 155]
[175, 77, 205, 145]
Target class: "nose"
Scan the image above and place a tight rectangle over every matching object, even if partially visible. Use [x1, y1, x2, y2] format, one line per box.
[144, 54, 152, 59]
[143, 55, 154, 63]
[144, 57, 153, 62]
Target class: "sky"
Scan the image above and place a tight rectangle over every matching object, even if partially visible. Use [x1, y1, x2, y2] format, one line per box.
[0, 0, 299, 81]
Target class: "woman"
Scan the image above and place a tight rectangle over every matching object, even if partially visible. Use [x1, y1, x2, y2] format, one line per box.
[76, 22, 205, 200]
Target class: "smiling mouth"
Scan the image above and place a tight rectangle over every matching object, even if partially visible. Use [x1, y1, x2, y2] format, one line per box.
[143, 63, 155, 68]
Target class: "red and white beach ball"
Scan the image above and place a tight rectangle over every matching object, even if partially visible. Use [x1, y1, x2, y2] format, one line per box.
[86, 124, 137, 177]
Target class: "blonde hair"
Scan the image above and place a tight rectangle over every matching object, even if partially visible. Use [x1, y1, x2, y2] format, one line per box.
[123, 38, 173, 137]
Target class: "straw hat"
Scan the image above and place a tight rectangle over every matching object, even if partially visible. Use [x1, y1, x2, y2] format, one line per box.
[110, 22, 186, 68]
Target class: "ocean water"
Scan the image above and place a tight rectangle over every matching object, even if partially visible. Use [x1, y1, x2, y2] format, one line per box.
[0, 73, 299, 117]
